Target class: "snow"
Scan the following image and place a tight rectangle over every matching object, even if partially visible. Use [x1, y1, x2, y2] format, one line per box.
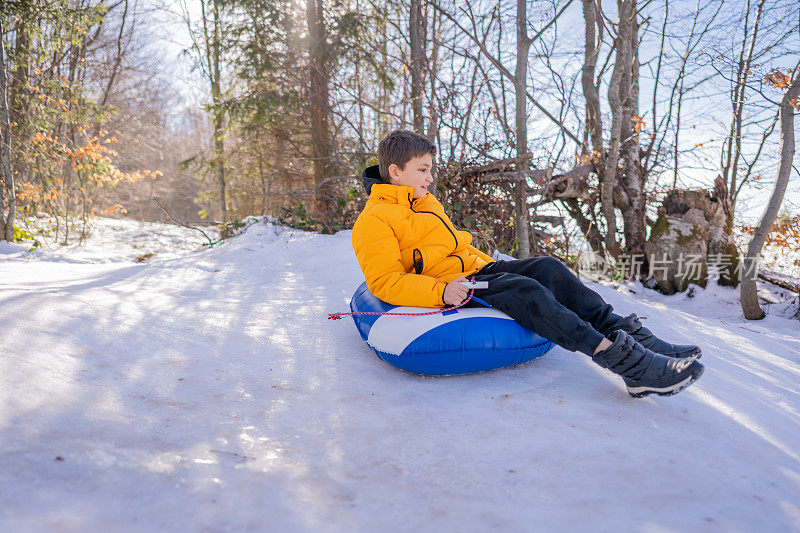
[2, 217, 800, 532]
[6, 216, 218, 263]
[736, 231, 800, 281]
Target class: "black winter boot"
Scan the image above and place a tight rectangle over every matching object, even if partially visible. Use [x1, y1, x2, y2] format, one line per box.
[609, 314, 701, 361]
[592, 330, 704, 398]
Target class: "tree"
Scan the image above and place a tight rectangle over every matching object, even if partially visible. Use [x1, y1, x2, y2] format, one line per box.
[433, 0, 573, 258]
[306, 0, 337, 223]
[202, 0, 228, 223]
[512, 0, 532, 259]
[409, 0, 426, 135]
[180, 0, 233, 224]
[0, 0, 156, 244]
[740, 69, 800, 319]
[721, 0, 765, 208]
[0, 35, 14, 241]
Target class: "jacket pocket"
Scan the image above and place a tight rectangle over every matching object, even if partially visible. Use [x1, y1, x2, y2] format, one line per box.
[412, 248, 424, 275]
[449, 253, 465, 272]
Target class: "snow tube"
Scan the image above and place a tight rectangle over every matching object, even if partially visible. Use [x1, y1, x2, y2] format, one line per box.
[349, 282, 554, 376]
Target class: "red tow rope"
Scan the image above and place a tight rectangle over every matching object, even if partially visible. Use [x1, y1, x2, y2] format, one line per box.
[328, 280, 476, 321]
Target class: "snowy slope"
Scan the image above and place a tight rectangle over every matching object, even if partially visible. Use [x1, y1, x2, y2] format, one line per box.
[1, 218, 799, 532]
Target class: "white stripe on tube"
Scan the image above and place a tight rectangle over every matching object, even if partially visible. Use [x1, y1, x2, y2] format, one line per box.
[366, 307, 515, 356]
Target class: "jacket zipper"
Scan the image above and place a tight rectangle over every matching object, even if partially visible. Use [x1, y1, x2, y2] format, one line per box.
[409, 193, 458, 247]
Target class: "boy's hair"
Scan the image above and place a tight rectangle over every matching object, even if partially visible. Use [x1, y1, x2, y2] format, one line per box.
[378, 130, 436, 181]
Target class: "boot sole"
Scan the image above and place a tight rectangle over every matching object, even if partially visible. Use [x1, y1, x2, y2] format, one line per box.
[626, 364, 704, 398]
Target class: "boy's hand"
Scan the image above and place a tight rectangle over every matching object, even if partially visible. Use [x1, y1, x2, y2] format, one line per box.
[443, 276, 469, 306]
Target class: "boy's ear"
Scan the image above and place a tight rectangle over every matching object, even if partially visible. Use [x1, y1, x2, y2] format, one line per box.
[387, 163, 400, 183]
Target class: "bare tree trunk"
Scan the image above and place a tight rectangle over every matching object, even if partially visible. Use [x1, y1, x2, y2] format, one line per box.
[720, 0, 750, 188]
[619, 2, 645, 257]
[98, 0, 128, 109]
[377, 14, 389, 144]
[306, 0, 336, 221]
[427, 7, 441, 190]
[202, 0, 228, 223]
[0, 39, 15, 241]
[650, 0, 668, 168]
[409, 0, 426, 134]
[212, 0, 227, 223]
[722, 0, 764, 209]
[265, 137, 286, 217]
[740, 73, 800, 320]
[8, 11, 31, 213]
[671, 9, 694, 189]
[258, 148, 267, 216]
[514, 0, 532, 259]
[578, 0, 606, 257]
[9, 15, 28, 137]
[581, 0, 603, 157]
[602, 1, 634, 258]
[355, 58, 366, 151]
[61, 32, 85, 245]
[426, 8, 440, 143]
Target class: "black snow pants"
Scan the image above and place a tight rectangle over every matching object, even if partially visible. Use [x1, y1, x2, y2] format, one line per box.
[468, 257, 623, 356]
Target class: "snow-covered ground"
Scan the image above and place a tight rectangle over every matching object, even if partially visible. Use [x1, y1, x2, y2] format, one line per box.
[1, 218, 799, 532]
[4, 216, 218, 263]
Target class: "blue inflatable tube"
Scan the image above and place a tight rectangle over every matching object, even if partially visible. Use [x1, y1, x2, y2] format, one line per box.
[349, 282, 554, 376]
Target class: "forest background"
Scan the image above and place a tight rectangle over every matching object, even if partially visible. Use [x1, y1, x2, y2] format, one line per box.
[1, 0, 799, 319]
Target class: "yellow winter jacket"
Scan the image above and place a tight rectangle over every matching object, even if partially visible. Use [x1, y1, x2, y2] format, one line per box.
[352, 181, 495, 308]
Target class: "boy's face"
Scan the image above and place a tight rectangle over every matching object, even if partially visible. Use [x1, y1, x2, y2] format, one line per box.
[388, 153, 434, 199]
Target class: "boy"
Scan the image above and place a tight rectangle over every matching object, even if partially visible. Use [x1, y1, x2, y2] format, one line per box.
[352, 130, 704, 398]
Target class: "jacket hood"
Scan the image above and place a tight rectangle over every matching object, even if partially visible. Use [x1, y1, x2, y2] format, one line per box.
[361, 165, 385, 195]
